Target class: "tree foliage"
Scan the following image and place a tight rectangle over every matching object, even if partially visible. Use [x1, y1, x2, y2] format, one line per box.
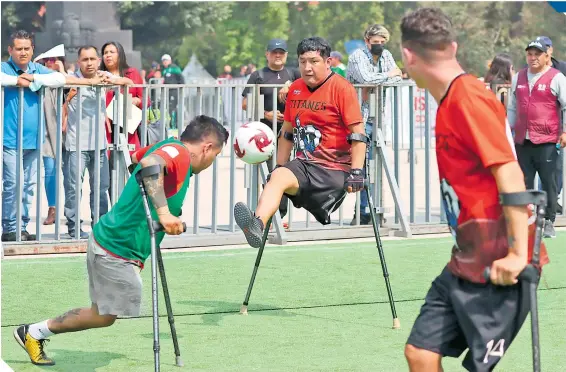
[116, 1, 232, 65]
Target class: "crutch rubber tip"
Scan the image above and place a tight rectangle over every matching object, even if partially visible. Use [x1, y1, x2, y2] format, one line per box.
[392, 318, 401, 329]
[240, 304, 248, 315]
[175, 356, 184, 367]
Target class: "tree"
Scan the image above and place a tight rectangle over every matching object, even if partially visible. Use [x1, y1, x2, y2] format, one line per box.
[287, 1, 386, 65]
[214, 2, 290, 71]
[116, 1, 232, 66]
[1, 2, 45, 58]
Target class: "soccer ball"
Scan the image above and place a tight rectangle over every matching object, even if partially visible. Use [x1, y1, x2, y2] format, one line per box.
[233, 121, 276, 164]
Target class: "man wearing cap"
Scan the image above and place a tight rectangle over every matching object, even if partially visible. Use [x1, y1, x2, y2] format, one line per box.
[329, 51, 347, 77]
[507, 39, 566, 238]
[241, 38, 301, 221]
[161, 54, 185, 130]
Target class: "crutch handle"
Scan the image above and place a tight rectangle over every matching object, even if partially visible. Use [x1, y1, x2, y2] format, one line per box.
[483, 264, 539, 284]
[152, 221, 187, 233]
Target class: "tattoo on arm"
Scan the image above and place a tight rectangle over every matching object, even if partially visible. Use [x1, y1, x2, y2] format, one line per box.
[141, 154, 168, 210]
[505, 214, 516, 249]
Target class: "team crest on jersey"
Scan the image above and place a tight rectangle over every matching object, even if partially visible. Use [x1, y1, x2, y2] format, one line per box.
[293, 115, 321, 157]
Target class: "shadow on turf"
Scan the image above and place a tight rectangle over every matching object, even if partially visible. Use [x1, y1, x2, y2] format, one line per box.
[175, 300, 296, 326]
[5, 350, 124, 371]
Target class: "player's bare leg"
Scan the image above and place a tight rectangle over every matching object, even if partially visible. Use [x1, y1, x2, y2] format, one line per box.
[47, 303, 117, 333]
[235, 167, 299, 247]
[14, 303, 116, 366]
[405, 344, 444, 372]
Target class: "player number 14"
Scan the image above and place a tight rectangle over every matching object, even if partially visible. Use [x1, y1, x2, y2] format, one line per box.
[483, 339, 505, 363]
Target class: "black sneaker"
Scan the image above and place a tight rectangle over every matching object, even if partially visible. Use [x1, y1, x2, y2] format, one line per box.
[22, 231, 36, 241]
[543, 220, 556, 238]
[349, 214, 371, 226]
[68, 230, 89, 239]
[1, 232, 18, 242]
[234, 202, 265, 248]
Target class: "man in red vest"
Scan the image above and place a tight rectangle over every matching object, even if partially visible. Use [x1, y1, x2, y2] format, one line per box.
[507, 39, 566, 238]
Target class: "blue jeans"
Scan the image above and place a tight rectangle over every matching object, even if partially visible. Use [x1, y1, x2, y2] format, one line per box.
[2, 147, 39, 233]
[360, 122, 374, 216]
[43, 156, 57, 207]
[64, 150, 110, 231]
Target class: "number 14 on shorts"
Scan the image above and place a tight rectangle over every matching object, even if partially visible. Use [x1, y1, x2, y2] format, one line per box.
[483, 339, 505, 363]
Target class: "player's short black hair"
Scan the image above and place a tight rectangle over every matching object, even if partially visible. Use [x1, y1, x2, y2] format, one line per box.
[180, 115, 229, 148]
[10, 30, 34, 47]
[297, 37, 332, 59]
[400, 8, 455, 58]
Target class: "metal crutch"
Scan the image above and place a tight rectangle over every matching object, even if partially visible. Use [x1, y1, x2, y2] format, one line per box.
[135, 170, 185, 371]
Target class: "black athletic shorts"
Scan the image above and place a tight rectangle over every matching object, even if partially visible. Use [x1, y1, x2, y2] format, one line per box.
[407, 266, 530, 372]
[282, 158, 348, 225]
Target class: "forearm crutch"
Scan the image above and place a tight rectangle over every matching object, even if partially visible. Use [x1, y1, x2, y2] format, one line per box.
[240, 217, 272, 315]
[135, 168, 185, 371]
[363, 142, 400, 329]
[484, 190, 546, 372]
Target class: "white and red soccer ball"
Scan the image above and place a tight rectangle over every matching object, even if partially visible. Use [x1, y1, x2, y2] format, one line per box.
[233, 121, 276, 164]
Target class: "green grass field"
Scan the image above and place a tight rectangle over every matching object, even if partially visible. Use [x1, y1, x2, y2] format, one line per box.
[2, 233, 565, 372]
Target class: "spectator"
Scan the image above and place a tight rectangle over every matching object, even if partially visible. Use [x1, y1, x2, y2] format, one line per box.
[29, 2, 46, 34]
[35, 51, 67, 225]
[1, 31, 97, 242]
[346, 24, 402, 225]
[536, 36, 566, 75]
[218, 65, 233, 79]
[161, 54, 185, 129]
[329, 51, 347, 77]
[507, 39, 566, 238]
[100, 41, 144, 154]
[238, 65, 248, 77]
[537, 36, 565, 214]
[146, 61, 161, 81]
[241, 38, 301, 222]
[66, 62, 76, 74]
[484, 53, 514, 107]
[62, 46, 116, 239]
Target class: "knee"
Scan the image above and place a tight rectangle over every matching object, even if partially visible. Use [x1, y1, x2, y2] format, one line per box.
[268, 167, 299, 193]
[405, 344, 429, 365]
[99, 315, 117, 327]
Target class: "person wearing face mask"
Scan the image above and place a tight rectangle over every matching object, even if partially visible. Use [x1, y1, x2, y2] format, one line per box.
[346, 24, 402, 225]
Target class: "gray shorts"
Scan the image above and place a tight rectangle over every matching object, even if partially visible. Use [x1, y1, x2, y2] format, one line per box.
[87, 235, 143, 317]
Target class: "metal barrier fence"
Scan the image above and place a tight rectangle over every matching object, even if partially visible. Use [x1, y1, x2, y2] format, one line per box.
[1, 80, 564, 252]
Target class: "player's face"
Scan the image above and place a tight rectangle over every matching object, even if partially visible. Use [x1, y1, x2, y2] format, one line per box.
[401, 46, 426, 89]
[191, 143, 222, 174]
[298, 51, 331, 88]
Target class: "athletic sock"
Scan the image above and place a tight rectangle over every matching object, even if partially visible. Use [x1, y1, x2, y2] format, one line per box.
[28, 320, 54, 340]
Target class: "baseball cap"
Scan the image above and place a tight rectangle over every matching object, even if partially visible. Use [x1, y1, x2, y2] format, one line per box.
[330, 51, 343, 60]
[536, 36, 553, 47]
[525, 40, 548, 53]
[161, 54, 172, 61]
[266, 39, 287, 52]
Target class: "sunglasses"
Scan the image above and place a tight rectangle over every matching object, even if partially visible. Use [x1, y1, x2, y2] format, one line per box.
[45, 58, 59, 62]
